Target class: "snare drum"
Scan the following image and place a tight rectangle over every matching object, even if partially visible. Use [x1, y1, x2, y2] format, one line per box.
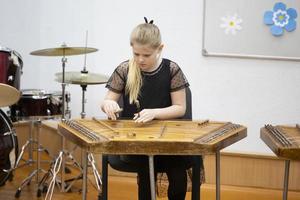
[0, 47, 23, 90]
[10, 89, 68, 120]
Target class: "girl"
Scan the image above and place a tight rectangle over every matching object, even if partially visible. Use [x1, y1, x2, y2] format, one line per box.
[101, 19, 199, 200]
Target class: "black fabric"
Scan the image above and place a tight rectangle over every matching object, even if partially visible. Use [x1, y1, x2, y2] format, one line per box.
[121, 59, 172, 118]
[105, 58, 190, 119]
[108, 155, 194, 200]
[106, 59, 189, 94]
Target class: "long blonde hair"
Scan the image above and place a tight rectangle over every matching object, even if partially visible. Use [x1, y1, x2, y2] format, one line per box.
[126, 23, 162, 104]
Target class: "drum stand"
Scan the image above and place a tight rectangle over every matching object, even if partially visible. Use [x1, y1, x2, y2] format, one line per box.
[38, 52, 102, 200]
[13, 120, 36, 169]
[14, 119, 50, 198]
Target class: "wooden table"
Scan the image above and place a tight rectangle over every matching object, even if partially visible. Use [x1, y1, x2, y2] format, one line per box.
[261, 124, 300, 200]
[58, 118, 247, 200]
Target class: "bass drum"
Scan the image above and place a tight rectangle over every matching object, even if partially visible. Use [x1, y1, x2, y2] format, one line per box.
[0, 109, 18, 186]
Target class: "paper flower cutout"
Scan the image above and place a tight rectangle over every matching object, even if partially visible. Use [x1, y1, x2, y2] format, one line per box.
[220, 14, 243, 35]
[264, 2, 298, 36]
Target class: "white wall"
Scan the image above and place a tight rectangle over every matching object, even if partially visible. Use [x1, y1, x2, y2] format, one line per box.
[1, 0, 299, 154]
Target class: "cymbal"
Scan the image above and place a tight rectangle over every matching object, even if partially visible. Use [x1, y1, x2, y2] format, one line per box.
[0, 84, 21, 107]
[55, 71, 109, 85]
[30, 45, 98, 56]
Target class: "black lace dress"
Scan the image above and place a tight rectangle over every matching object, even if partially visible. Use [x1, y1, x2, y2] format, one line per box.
[106, 58, 189, 118]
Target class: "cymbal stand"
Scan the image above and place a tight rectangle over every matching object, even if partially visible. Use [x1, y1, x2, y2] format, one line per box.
[67, 34, 102, 198]
[65, 93, 71, 119]
[61, 52, 67, 120]
[35, 47, 73, 197]
[80, 37, 88, 119]
[80, 73, 88, 119]
[82, 80, 102, 197]
[62, 71, 102, 199]
[40, 43, 102, 200]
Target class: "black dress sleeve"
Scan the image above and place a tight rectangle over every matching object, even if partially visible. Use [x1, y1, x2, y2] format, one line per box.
[105, 61, 129, 93]
[169, 61, 190, 92]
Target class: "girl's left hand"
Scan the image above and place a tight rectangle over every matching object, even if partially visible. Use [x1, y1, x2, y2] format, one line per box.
[133, 109, 157, 123]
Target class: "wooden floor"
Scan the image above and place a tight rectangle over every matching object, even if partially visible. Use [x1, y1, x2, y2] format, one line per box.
[1, 159, 300, 200]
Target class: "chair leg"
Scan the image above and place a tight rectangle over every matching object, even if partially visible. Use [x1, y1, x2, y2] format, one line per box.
[191, 156, 201, 200]
[101, 155, 108, 200]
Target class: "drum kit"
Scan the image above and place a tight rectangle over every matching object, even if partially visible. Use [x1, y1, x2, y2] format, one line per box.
[0, 44, 109, 198]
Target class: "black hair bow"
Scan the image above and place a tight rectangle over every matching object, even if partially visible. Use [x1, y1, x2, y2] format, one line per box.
[144, 17, 154, 24]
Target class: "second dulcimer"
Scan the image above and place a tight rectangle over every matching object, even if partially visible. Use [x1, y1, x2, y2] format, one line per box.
[58, 118, 247, 155]
[261, 124, 300, 160]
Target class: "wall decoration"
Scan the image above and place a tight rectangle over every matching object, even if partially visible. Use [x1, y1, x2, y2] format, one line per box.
[220, 14, 243, 35]
[263, 2, 298, 36]
[202, 0, 300, 61]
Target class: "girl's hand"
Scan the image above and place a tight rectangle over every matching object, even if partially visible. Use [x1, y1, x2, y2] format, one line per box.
[134, 109, 157, 123]
[101, 100, 120, 120]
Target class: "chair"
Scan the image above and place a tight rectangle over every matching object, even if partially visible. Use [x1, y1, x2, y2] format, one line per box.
[101, 87, 202, 200]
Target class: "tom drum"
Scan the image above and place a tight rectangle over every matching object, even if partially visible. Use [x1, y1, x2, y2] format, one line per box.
[10, 89, 69, 121]
[0, 47, 23, 90]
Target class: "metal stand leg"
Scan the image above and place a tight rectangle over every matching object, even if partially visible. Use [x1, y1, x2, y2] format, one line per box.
[149, 155, 156, 200]
[80, 84, 87, 119]
[14, 140, 30, 168]
[36, 120, 42, 183]
[60, 137, 66, 192]
[45, 151, 63, 200]
[82, 151, 88, 200]
[43, 148, 102, 200]
[283, 160, 290, 200]
[28, 121, 34, 161]
[14, 121, 35, 169]
[63, 152, 84, 192]
[88, 153, 102, 196]
[15, 120, 47, 198]
[37, 164, 54, 197]
[78, 153, 102, 200]
[216, 151, 220, 200]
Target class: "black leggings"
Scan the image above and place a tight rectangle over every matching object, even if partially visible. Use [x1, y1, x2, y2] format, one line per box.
[108, 155, 193, 200]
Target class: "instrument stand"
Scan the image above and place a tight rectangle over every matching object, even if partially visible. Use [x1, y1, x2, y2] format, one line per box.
[13, 120, 35, 169]
[14, 119, 50, 198]
[27, 42, 100, 199]
[36, 144, 83, 197]
[61, 77, 102, 199]
[40, 54, 102, 200]
[80, 82, 87, 119]
[65, 92, 71, 119]
[32, 47, 74, 198]
[60, 47, 68, 120]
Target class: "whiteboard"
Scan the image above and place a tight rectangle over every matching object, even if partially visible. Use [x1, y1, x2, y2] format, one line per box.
[202, 0, 300, 61]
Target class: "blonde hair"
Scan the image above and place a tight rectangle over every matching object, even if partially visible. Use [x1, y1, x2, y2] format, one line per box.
[126, 23, 162, 104]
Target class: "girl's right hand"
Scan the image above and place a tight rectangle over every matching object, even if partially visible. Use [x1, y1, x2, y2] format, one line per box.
[101, 99, 120, 120]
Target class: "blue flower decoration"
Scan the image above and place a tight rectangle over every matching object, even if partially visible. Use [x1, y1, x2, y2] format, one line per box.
[263, 2, 297, 36]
